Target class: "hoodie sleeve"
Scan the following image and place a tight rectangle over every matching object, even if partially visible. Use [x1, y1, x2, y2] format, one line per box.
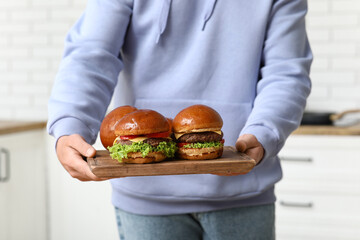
[47, 0, 133, 144]
[240, 0, 312, 160]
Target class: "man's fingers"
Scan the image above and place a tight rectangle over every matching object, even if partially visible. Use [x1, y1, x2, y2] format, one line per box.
[235, 134, 264, 164]
[70, 134, 96, 158]
[68, 154, 105, 181]
[56, 134, 108, 182]
[215, 134, 264, 176]
[243, 146, 264, 164]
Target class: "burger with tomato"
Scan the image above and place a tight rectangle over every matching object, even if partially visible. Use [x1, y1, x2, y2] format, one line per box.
[107, 109, 177, 163]
[100, 105, 138, 149]
[173, 104, 224, 160]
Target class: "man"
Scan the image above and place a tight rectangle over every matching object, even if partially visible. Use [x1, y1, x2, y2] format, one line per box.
[48, 0, 312, 239]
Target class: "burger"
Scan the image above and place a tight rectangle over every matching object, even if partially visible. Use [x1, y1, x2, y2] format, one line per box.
[108, 109, 177, 163]
[173, 104, 224, 160]
[100, 105, 138, 149]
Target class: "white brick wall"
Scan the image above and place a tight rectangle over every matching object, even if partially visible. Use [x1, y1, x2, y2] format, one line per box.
[307, 0, 360, 112]
[0, 0, 84, 120]
[0, 0, 360, 121]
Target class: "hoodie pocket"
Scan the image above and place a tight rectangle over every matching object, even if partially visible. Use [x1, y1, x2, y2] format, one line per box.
[114, 98, 260, 200]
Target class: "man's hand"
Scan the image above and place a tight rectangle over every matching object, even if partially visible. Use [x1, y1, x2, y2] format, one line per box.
[236, 134, 264, 165]
[56, 134, 107, 181]
[214, 134, 264, 177]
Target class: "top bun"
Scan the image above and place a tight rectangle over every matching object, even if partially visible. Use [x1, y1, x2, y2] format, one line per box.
[114, 109, 170, 136]
[100, 105, 137, 149]
[166, 118, 173, 132]
[173, 104, 223, 133]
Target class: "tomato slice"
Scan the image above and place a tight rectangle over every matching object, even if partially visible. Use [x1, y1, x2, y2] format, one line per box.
[146, 131, 170, 138]
[119, 131, 170, 140]
[177, 142, 190, 147]
[119, 135, 139, 140]
[221, 139, 225, 144]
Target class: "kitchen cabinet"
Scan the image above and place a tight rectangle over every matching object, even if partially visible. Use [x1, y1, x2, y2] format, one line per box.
[276, 134, 360, 240]
[47, 136, 119, 240]
[0, 128, 47, 240]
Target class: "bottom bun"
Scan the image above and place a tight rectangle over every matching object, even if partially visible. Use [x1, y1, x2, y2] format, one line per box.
[122, 152, 167, 164]
[177, 147, 223, 160]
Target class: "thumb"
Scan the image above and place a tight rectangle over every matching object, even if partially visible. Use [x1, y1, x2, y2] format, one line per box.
[235, 139, 247, 152]
[236, 134, 259, 149]
[235, 134, 264, 164]
[71, 134, 96, 158]
[236, 134, 257, 152]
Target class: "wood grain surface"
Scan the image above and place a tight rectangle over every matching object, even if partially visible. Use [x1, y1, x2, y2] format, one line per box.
[87, 146, 256, 178]
[293, 124, 360, 135]
[0, 121, 47, 135]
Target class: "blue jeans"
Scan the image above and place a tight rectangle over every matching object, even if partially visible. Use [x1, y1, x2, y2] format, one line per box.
[115, 204, 275, 240]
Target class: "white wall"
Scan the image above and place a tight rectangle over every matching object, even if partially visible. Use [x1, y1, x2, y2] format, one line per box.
[1, 0, 360, 120]
[0, 0, 85, 120]
[307, 0, 360, 112]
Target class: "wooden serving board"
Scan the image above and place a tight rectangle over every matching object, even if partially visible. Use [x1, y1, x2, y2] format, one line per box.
[87, 146, 256, 178]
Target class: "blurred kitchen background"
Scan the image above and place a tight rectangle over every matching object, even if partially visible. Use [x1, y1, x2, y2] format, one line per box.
[0, 0, 360, 240]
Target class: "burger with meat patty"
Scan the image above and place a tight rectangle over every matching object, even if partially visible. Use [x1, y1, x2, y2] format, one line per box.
[108, 109, 177, 163]
[100, 105, 138, 149]
[173, 104, 224, 160]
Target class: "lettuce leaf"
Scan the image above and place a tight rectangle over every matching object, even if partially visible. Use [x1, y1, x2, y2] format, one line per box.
[108, 141, 177, 162]
[183, 141, 224, 149]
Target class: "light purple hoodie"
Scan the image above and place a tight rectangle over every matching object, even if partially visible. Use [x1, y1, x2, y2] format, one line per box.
[48, 0, 312, 215]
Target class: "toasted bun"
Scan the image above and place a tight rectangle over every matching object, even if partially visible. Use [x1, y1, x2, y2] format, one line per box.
[114, 109, 170, 136]
[176, 146, 223, 160]
[122, 152, 167, 164]
[166, 118, 173, 132]
[100, 105, 137, 149]
[173, 105, 223, 133]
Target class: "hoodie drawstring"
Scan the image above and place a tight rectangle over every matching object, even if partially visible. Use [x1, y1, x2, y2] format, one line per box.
[156, 0, 218, 43]
[156, 0, 172, 44]
[202, 0, 217, 31]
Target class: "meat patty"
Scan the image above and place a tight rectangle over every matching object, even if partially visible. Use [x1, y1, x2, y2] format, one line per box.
[143, 138, 171, 147]
[177, 131, 223, 143]
[115, 139, 132, 145]
[115, 138, 170, 147]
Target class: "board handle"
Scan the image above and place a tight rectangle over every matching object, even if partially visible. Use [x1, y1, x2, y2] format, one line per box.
[279, 200, 313, 208]
[279, 156, 313, 163]
[0, 147, 10, 182]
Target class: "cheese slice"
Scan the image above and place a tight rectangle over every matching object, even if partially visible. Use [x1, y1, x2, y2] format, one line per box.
[129, 136, 148, 142]
[174, 130, 222, 139]
[114, 136, 172, 144]
[129, 136, 172, 142]
[113, 136, 121, 145]
[114, 136, 149, 143]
